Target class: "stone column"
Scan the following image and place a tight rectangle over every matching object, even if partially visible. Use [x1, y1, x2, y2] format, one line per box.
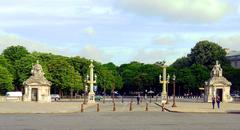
[87, 60, 96, 103]
[160, 65, 167, 104]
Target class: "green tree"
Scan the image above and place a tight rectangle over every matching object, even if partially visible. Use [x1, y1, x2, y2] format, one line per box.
[2, 46, 30, 89]
[67, 56, 90, 77]
[133, 73, 152, 91]
[15, 55, 38, 87]
[224, 67, 240, 92]
[119, 62, 143, 93]
[119, 62, 163, 93]
[2, 45, 29, 64]
[102, 62, 123, 90]
[0, 55, 14, 76]
[14, 54, 52, 91]
[96, 67, 115, 93]
[171, 57, 191, 69]
[176, 68, 197, 94]
[0, 65, 14, 94]
[190, 64, 209, 89]
[188, 40, 230, 69]
[47, 57, 83, 95]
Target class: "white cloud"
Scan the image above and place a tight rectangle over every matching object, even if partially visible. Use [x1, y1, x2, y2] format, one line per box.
[0, 0, 119, 27]
[83, 26, 96, 36]
[116, 0, 233, 23]
[133, 48, 189, 65]
[78, 44, 112, 63]
[152, 35, 175, 45]
[0, 30, 78, 56]
[0, 31, 53, 53]
[203, 34, 240, 50]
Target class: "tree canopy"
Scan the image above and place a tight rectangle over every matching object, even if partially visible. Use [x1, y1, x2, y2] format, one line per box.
[0, 65, 14, 93]
[0, 42, 239, 96]
[2, 45, 29, 64]
[188, 40, 230, 69]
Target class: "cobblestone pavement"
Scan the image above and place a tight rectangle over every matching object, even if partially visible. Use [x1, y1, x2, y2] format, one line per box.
[156, 101, 240, 113]
[0, 102, 162, 113]
[1, 112, 240, 130]
[1, 100, 240, 113]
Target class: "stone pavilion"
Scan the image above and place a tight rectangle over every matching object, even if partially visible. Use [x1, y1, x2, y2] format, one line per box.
[204, 61, 232, 102]
[23, 61, 51, 102]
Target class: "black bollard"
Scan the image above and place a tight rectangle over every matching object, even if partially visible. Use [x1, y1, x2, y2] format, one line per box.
[113, 103, 116, 111]
[97, 103, 100, 112]
[81, 104, 84, 112]
[145, 103, 148, 111]
[129, 102, 132, 111]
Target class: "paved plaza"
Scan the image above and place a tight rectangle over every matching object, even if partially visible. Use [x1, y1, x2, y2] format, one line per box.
[0, 101, 161, 113]
[157, 101, 240, 113]
[1, 100, 240, 113]
[1, 100, 240, 130]
[1, 112, 240, 130]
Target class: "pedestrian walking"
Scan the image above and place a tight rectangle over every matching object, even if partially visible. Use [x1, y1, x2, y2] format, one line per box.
[216, 96, 221, 109]
[137, 94, 140, 105]
[212, 96, 215, 109]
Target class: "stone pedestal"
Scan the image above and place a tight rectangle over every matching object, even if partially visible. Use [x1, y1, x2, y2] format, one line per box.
[161, 91, 167, 104]
[88, 91, 95, 103]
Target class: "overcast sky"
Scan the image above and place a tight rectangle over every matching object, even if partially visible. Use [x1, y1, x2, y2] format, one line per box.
[0, 0, 240, 65]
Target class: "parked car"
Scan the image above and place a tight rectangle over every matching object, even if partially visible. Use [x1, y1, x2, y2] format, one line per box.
[95, 95, 103, 101]
[51, 94, 60, 101]
[231, 94, 240, 98]
[112, 92, 122, 98]
[6, 91, 22, 101]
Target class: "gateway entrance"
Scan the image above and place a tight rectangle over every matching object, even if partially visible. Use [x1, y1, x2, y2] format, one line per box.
[31, 88, 38, 101]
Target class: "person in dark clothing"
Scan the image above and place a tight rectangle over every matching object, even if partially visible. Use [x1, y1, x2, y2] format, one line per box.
[216, 96, 221, 109]
[137, 94, 140, 105]
[212, 96, 215, 109]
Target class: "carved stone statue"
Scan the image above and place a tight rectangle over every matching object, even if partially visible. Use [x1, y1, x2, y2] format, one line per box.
[31, 60, 44, 77]
[211, 61, 223, 77]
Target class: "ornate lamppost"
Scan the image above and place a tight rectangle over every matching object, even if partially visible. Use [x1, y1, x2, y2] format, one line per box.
[159, 65, 168, 104]
[172, 74, 177, 107]
[165, 74, 170, 104]
[86, 60, 97, 103]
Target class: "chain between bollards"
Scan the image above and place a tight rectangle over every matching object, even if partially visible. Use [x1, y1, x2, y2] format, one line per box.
[97, 103, 100, 112]
[145, 103, 148, 111]
[113, 103, 116, 111]
[81, 104, 84, 112]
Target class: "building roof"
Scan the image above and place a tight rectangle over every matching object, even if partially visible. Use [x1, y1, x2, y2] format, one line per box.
[226, 51, 240, 57]
[23, 61, 51, 86]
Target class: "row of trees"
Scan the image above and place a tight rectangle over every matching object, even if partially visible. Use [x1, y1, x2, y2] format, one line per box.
[0, 40, 240, 96]
[0, 46, 123, 95]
